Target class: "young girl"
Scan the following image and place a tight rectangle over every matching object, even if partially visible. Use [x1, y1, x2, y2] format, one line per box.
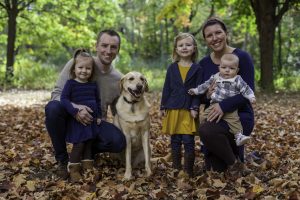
[160, 33, 202, 177]
[60, 48, 102, 182]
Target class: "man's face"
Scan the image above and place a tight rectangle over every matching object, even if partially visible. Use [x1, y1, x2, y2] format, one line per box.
[96, 33, 120, 66]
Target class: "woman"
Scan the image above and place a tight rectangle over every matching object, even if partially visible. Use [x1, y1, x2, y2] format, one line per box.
[198, 17, 255, 172]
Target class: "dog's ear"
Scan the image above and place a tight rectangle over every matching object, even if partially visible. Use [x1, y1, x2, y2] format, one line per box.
[144, 77, 149, 92]
[120, 75, 125, 91]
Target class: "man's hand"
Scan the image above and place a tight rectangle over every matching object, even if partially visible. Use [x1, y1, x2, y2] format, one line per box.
[74, 105, 93, 126]
[190, 110, 198, 119]
[207, 103, 224, 123]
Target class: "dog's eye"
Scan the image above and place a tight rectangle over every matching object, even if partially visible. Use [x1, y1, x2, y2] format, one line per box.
[129, 77, 134, 81]
[140, 77, 145, 81]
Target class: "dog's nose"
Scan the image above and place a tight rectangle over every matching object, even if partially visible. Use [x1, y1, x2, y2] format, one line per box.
[136, 84, 143, 91]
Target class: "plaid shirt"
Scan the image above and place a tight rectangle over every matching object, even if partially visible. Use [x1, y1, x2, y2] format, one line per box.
[195, 72, 255, 103]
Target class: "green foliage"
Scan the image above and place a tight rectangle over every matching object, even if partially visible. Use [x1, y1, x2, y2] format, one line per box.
[275, 75, 300, 92]
[0, 0, 299, 91]
[0, 58, 58, 90]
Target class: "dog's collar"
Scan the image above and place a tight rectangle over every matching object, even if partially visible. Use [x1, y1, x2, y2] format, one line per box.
[123, 96, 139, 113]
[123, 96, 138, 104]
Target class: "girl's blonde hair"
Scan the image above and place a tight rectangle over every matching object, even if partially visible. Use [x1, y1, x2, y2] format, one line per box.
[69, 48, 95, 81]
[172, 32, 198, 63]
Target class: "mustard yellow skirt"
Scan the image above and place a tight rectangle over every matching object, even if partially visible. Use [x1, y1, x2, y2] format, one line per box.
[162, 109, 197, 135]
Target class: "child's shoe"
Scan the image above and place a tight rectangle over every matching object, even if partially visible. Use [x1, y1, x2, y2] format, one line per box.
[82, 159, 94, 171]
[235, 133, 251, 146]
[68, 163, 82, 183]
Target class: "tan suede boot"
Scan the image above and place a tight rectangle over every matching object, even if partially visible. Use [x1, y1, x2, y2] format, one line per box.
[68, 163, 82, 183]
[81, 160, 94, 171]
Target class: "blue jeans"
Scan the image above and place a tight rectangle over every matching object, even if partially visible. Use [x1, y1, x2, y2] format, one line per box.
[171, 134, 195, 154]
[45, 100, 126, 163]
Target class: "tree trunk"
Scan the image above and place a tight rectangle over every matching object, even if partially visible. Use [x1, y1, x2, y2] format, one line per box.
[258, 15, 276, 91]
[277, 22, 282, 74]
[251, 0, 276, 91]
[250, 0, 292, 92]
[5, 5, 18, 83]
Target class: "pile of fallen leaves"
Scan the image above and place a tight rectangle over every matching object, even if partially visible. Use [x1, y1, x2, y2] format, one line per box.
[0, 91, 299, 199]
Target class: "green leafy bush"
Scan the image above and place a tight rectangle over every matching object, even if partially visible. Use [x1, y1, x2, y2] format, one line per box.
[0, 58, 58, 90]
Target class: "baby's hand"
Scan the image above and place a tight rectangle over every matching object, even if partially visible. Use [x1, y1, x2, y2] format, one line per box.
[250, 98, 256, 104]
[96, 118, 102, 125]
[188, 88, 196, 95]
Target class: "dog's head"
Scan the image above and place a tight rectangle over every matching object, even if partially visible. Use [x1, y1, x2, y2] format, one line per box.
[120, 71, 149, 100]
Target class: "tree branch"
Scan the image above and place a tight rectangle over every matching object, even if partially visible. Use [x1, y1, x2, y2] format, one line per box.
[275, 0, 290, 26]
[0, 2, 7, 10]
[18, 0, 35, 12]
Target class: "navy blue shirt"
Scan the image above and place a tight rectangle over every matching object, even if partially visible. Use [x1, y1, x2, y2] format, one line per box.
[199, 49, 255, 135]
[61, 79, 101, 143]
[161, 62, 203, 111]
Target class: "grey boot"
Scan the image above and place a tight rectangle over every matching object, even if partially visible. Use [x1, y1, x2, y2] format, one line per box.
[68, 163, 82, 183]
[82, 160, 94, 171]
[184, 152, 195, 178]
[171, 149, 182, 170]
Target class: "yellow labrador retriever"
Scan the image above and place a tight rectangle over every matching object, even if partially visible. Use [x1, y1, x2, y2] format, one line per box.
[113, 71, 152, 180]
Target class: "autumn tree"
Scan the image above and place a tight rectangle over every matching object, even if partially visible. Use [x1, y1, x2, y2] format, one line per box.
[250, 0, 299, 92]
[0, 0, 35, 83]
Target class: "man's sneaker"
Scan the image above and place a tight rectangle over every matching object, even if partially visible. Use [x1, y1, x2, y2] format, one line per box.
[235, 133, 251, 146]
[56, 161, 69, 180]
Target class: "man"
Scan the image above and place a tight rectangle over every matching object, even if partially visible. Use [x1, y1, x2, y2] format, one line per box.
[45, 30, 126, 179]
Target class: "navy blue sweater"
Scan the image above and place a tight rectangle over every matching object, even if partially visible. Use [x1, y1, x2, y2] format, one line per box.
[199, 49, 255, 135]
[161, 62, 203, 111]
[61, 79, 101, 118]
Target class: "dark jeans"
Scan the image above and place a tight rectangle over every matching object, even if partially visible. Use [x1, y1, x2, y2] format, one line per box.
[45, 100, 126, 163]
[171, 134, 195, 154]
[199, 121, 239, 172]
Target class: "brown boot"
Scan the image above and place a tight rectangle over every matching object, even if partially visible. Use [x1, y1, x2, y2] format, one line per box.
[82, 160, 94, 171]
[68, 163, 82, 183]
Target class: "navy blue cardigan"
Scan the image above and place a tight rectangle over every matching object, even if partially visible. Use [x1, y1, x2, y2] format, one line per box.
[160, 62, 203, 111]
[199, 48, 255, 135]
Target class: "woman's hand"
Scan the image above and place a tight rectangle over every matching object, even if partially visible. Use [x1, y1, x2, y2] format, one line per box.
[74, 105, 93, 126]
[190, 110, 198, 119]
[96, 118, 102, 125]
[206, 80, 217, 99]
[207, 103, 224, 122]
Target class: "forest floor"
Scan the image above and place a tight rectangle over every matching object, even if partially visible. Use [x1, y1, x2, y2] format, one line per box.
[0, 90, 299, 199]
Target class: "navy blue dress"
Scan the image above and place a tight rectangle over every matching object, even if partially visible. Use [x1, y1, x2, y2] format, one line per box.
[61, 79, 101, 143]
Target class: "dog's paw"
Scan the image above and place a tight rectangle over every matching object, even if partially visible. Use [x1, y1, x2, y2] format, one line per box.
[145, 167, 152, 177]
[123, 172, 133, 180]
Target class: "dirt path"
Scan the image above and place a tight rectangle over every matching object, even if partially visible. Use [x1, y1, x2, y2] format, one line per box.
[0, 90, 50, 106]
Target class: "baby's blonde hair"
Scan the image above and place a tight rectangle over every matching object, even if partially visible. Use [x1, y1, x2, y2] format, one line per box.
[221, 53, 239, 67]
[172, 32, 198, 63]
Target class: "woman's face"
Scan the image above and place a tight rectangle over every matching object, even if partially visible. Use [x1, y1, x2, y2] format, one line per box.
[203, 24, 227, 53]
